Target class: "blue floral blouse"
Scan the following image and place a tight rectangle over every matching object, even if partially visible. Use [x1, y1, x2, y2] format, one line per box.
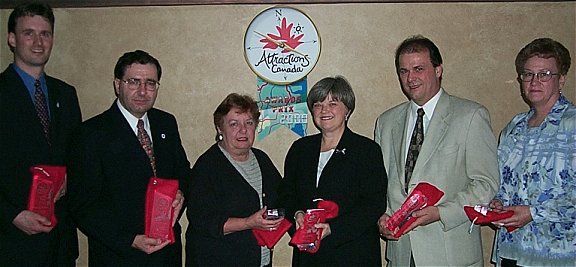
[491, 95, 576, 267]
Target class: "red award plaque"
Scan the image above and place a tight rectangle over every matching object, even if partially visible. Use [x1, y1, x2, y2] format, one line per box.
[145, 177, 179, 243]
[27, 165, 66, 227]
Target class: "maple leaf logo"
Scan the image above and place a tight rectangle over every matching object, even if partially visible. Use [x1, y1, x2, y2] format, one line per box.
[260, 17, 304, 53]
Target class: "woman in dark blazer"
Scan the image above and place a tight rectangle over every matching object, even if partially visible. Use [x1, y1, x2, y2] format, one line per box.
[279, 76, 388, 266]
[186, 93, 283, 267]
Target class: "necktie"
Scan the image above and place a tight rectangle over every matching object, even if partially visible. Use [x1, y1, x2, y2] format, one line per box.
[34, 80, 50, 142]
[405, 108, 425, 193]
[137, 119, 156, 175]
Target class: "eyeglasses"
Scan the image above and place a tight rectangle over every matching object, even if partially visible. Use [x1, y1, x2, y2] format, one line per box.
[120, 78, 160, 91]
[519, 70, 560, 82]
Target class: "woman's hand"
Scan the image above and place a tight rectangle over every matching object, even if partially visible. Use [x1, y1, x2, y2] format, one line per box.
[246, 207, 283, 231]
[294, 210, 305, 229]
[492, 205, 533, 230]
[223, 207, 284, 234]
[314, 222, 331, 240]
[489, 199, 504, 212]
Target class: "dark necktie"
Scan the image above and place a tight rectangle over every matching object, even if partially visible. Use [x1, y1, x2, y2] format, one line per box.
[137, 119, 156, 175]
[34, 79, 50, 142]
[405, 108, 425, 193]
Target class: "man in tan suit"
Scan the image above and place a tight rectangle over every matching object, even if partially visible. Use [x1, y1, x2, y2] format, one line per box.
[375, 35, 500, 266]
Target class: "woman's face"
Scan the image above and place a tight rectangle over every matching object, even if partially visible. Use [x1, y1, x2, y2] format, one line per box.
[218, 107, 257, 157]
[311, 93, 349, 134]
[520, 56, 566, 110]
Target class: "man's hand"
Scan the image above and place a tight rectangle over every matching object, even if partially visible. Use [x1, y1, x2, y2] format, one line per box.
[13, 210, 53, 235]
[172, 190, 184, 226]
[132, 235, 170, 254]
[377, 214, 398, 240]
[404, 206, 440, 233]
[54, 175, 67, 202]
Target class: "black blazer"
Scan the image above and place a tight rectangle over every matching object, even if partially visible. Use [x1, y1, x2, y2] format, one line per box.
[68, 102, 191, 267]
[0, 65, 82, 266]
[185, 143, 282, 267]
[278, 127, 387, 266]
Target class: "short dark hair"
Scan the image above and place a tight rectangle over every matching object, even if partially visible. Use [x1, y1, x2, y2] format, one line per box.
[307, 76, 356, 118]
[213, 93, 260, 139]
[8, 3, 54, 33]
[515, 38, 571, 76]
[395, 35, 443, 71]
[114, 50, 162, 80]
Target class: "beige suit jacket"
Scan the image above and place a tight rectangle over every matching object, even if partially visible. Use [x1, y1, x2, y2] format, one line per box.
[375, 91, 500, 267]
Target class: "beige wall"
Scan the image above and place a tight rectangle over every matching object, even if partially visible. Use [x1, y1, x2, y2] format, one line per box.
[1, 2, 575, 266]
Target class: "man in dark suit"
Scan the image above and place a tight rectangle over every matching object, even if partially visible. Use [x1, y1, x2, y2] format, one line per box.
[68, 50, 190, 266]
[0, 3, 82, 267]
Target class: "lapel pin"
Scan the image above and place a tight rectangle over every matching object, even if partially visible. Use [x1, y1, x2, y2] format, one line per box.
[161, 133, 166, 139]
[335, 148, 346, 155]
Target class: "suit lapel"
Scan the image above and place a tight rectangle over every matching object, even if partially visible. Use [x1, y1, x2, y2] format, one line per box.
[318, 129, 351, 190]
[46, 76, 61, 141]
[412, 92, 451, 181]
[5, 67, 50, 147]
[148, 110, 165, 175]
[305, 134, 322, 190]
[109, 103, 154, 175]
[392, 104, 410, 190]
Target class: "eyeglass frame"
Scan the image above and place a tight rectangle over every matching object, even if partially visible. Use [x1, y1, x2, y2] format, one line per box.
[118, 78, 160, 91]
[519, 70, 560, 83]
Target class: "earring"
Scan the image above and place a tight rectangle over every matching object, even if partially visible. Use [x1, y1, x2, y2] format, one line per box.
[215, 132, 223, 142]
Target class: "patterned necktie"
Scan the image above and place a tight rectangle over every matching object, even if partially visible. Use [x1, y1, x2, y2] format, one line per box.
[137, 119, 156, 175]
[34, 79, 50, 142]
[405, 108, 425, 193]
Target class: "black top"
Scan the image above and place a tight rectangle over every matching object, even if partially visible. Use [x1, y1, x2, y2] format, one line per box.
[186, 143, 282, 267]
[278, 127, 388, 266]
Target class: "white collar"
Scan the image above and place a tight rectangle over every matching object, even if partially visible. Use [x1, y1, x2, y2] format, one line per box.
[410, 88, 443, 119]
[116, 100, 150, 135]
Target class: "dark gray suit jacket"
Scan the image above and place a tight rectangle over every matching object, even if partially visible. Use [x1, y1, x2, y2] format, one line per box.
[69, 102, 190, 267]
[0, 65, 82, 266]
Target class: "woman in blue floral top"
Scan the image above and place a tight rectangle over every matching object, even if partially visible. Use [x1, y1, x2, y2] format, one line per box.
[489, 38, 575, 267]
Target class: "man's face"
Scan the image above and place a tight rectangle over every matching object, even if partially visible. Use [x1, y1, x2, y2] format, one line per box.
[397, 50, 442, 106]
[114, 63, 159, 118]
[8, 15, 53, 73]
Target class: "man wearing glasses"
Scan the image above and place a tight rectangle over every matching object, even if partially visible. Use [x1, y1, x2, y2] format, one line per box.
[0, 3, 82, 266]
[68, 50, 191, 266]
